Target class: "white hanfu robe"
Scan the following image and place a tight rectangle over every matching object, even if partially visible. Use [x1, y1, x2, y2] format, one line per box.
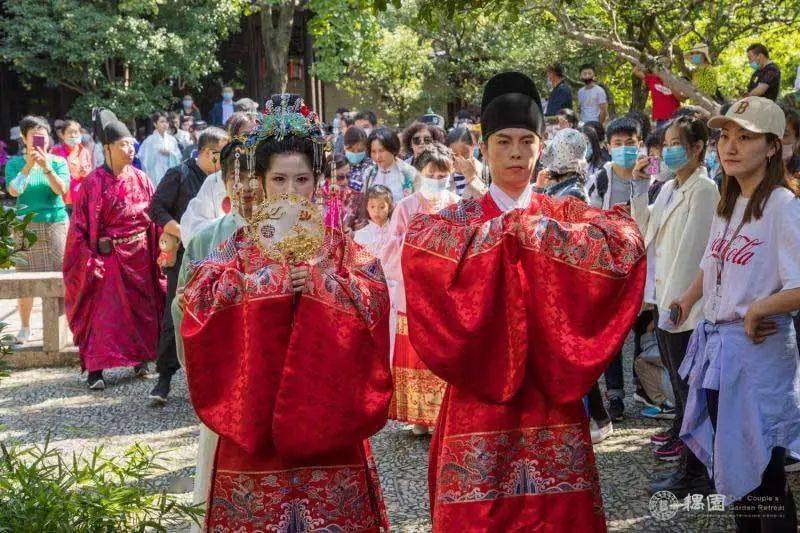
[173, 213, 245, 532]
[138, 131, 182, 187]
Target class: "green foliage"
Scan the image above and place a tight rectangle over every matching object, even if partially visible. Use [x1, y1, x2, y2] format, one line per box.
[309, 0, 382, 83]
[338, 25, 434, 125]
[0, 0, 243, 122]
[371, 0, 800, 113]
[0, 207, 35, 378]
[0, 439, 202, 532]
[0, 208, 36, 270]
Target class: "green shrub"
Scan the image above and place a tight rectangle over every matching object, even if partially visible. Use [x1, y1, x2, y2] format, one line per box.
[0, 438, 202, 532]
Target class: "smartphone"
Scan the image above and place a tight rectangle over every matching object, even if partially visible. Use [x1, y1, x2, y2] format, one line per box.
[669, 303, 682, 325]
[32, 134, 46, 150]
[645, 155, 660, 176]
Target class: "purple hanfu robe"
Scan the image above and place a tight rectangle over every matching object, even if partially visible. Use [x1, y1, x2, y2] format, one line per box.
[63, 164, 165, 372]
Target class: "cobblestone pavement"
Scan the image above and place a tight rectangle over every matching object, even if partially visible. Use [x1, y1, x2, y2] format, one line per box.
[2, 354, 799, 532]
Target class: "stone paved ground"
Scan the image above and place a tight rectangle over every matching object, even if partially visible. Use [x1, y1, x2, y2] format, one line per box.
[2, 326, 799, 531]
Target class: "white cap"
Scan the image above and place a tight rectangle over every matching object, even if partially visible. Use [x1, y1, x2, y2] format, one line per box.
[9, 127, 21, 141]
[687, 43, 710, 61]
[707, 96, 786, 138]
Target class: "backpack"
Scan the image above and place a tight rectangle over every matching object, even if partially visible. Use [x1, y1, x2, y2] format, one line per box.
[587, 167, 609, 199]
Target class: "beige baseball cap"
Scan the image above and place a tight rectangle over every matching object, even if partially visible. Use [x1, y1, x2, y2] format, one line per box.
[707, 96, 786, 137]
[687, 43, 710, 61]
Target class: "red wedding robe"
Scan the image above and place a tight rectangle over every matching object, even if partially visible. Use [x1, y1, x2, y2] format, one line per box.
[181, 228, 392, 531]
[402, 193, 646, 532]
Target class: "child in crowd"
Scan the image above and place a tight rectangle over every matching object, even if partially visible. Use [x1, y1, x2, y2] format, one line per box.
[354, 185, 393, 258]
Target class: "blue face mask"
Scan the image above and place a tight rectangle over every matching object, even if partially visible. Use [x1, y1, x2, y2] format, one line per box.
[585, 144, 594, 161]
[690, 55, 703, 65]
[473, 147, 481, 160]
[222, 91, 234, 101]
[663, 145, 690, 171]
[748, 60, 760, 71]
[345, 151, 366, 165]
[610, 146, 639, 169]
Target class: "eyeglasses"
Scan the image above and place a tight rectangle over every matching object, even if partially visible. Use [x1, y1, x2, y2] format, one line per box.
[412, 136, 433, 146]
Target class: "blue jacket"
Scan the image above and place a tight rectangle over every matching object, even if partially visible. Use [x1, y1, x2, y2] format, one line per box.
[545, 80, 573, 116]
[208, 101, 230, 127]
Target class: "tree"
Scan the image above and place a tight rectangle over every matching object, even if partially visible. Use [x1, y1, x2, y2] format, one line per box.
[405, 0, 800, 113]
[0, 0, 242, 122]
[251, 0, 301, 96]
[387, 1, 608, 114]
[338, 25, 433, 125]
[248, 0, 382, 97]
[308, 0, 381, 84]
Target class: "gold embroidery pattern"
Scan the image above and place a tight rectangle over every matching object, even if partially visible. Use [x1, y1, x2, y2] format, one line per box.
[389, 367, 446, 426]
[396, 314, 408, 335]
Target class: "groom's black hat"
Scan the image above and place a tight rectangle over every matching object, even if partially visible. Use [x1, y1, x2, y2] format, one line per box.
[480, 72, 544, 139]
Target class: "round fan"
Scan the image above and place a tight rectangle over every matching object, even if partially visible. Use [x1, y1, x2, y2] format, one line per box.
[246, 193, 324, 264]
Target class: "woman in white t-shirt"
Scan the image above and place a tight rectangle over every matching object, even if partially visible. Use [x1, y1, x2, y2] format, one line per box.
[672, 97, 800, 530]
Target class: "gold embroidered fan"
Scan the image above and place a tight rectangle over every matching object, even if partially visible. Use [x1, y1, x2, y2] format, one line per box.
[246, 193, 324, 263]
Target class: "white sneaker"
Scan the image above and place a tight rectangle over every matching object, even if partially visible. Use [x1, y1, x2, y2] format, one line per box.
[590, 419, 613, 444]
[14, 327, 31, 345]
[411, 424, 429, 436]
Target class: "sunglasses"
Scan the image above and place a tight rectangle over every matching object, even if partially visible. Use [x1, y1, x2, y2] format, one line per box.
[412, 136, 433, 146]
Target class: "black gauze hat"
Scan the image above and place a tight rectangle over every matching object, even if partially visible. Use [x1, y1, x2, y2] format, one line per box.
[480, 72, 544, 139]
[92, 108, 132, 145]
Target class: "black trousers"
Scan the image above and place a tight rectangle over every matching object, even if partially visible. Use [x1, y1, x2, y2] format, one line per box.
[155, 249, 183, 377]
[707, 390, 797, 532]
[654, 324, 693, 438]
[603, 310, 653, 399]
[587, 382, 610, 424]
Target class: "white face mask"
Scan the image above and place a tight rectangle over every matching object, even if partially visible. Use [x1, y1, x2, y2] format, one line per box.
[783, 143, 796, 163]
[65, 135, 82, 147]
[419, 175, 451, 198]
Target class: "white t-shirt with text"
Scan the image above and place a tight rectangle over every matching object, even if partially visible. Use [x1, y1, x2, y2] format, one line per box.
[700, 188, 800, 323]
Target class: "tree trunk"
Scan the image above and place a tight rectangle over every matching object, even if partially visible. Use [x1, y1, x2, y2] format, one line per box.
[259, 1, 297, 96]
[630, 74, 648, 113]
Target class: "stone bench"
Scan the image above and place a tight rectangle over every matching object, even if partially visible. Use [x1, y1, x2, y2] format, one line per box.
[0, 271, 78, 368]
